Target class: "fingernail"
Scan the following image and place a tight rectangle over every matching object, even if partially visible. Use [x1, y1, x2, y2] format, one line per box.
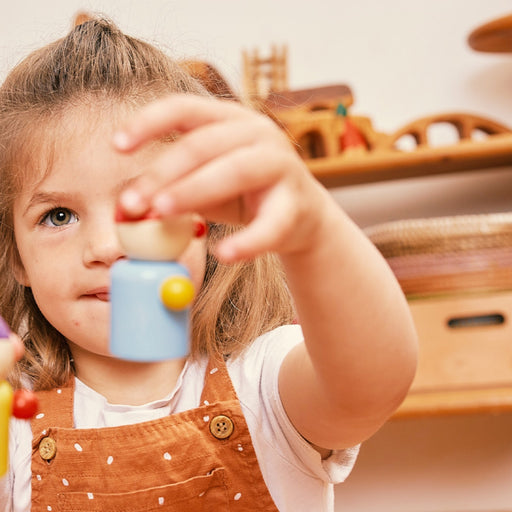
[120, 189, 145, 214]
[153, 194, 176, 215]
[113, 131, 131, 151]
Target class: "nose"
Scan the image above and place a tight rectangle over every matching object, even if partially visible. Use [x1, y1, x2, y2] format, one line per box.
[83, 216, 126, 267]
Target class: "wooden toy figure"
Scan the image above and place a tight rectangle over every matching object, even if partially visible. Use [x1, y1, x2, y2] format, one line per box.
[110, 210, 202, 361]
[0, 316, 38, 477]
[336, 103, 368, 151]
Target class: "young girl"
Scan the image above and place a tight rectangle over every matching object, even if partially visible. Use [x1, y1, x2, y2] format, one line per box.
[0, 17, 418, 512]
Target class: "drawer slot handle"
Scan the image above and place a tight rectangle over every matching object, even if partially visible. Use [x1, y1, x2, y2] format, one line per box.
[447, 313, 505, 329]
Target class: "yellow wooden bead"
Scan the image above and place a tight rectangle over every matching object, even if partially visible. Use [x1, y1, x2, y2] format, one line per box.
[160, 276, 195, 311]
[0, 380, 13, 477]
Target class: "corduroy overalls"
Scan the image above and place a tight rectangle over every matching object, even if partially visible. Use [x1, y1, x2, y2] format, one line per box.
[31, 358, 280, 511]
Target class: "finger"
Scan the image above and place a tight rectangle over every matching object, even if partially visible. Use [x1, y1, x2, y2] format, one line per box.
[215, 186, 298, 262]
[113, 94, 247, 152]
[117, 117, 273, 218]
[151, 144, 286, 220]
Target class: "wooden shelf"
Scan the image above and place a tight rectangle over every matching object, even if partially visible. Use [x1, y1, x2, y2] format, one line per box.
[308, 133, 512, 188]
[238, 48, 512, 190]
[394, 387, 512, 419]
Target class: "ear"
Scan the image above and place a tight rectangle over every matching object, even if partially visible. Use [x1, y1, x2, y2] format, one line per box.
[13, 265, 30, 287]
[10, 247, 30, 287]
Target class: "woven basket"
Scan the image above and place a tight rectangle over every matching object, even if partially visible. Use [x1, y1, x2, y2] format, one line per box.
[365, 213, 512, 297]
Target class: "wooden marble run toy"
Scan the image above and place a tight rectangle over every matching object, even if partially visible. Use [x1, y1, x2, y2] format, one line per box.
[110, 210, 205, 361]
[262, 90, 512, 187]
[240, 45, 512, 188]
[0, 317, 38, 477]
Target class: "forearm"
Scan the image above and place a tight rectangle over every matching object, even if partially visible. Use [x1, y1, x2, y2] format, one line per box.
[279, 190, 418, 443]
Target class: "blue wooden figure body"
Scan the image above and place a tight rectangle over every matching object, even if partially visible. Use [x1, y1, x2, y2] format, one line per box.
[110, 212, 198, 362]
[111, 260, 191, 361]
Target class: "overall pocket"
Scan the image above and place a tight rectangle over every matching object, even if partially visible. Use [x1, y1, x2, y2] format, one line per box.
[56, 467, 228, 511]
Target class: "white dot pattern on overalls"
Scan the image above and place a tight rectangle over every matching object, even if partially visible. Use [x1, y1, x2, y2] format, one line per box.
[36, 413, 45, 419]
[33, 361, 269, 509]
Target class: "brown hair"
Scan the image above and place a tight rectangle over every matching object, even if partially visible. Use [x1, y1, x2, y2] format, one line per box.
[0, 17, 295, 390]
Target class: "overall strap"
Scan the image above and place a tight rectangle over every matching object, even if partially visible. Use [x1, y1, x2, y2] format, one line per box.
[200, 356, 238, 406]
[31, 381, 74, 440]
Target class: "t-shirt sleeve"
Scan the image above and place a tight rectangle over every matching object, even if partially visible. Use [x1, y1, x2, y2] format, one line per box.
[233, 324, 359, 484]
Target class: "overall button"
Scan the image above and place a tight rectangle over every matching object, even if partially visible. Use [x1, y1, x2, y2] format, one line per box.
[209, 415, 234, 439]
[39, 437, 57, 461]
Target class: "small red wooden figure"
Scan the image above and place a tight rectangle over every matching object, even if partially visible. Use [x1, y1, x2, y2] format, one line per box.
[336, 103, 368, 150]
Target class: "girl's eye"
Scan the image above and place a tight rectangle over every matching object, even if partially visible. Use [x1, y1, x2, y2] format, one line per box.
[41, 208, 78, 227]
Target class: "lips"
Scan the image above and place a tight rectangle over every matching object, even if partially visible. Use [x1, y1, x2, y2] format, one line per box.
[84, 287, 110, 302]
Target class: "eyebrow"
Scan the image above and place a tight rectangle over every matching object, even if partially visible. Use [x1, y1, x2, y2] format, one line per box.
[22, 176, 141, 217]
[23, 191, 74, 217]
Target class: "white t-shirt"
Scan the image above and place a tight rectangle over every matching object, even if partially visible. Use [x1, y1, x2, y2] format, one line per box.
[1, 325, 358, 512]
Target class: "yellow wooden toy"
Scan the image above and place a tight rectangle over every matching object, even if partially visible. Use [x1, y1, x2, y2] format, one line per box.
[0, 380, 13, 476]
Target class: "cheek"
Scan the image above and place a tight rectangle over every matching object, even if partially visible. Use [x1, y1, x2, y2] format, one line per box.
[30, 274, 60, 309]
[22, 252, 71, 314]
[16, 251, 45, 289]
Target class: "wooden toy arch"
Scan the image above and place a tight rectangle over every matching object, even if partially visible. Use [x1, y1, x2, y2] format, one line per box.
[378, 112, 512, 150]
[296, 130, 328, 159]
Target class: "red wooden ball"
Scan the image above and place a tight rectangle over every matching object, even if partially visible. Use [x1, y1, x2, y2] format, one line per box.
[12, 389, 39, 419]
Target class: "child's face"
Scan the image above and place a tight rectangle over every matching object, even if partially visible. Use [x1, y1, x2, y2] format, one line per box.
[12, 106, 206, 360]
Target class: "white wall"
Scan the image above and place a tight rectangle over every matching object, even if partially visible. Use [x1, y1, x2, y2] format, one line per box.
[2, 1, 512, 510]
[2, 1, 512, 228]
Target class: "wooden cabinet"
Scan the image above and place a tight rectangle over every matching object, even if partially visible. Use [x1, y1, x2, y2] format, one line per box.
[396, 290, 512, 418]
[365, 211, 512, 418]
